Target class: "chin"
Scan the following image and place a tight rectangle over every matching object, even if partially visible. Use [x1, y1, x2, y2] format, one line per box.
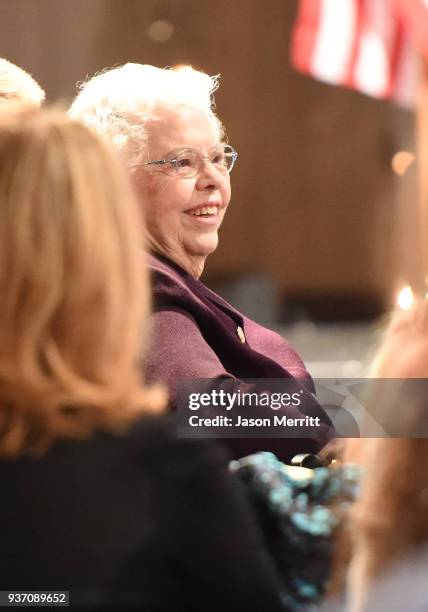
[190, 233, 219, 257]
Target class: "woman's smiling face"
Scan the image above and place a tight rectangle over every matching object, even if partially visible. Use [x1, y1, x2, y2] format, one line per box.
[135, 105, 231, 278]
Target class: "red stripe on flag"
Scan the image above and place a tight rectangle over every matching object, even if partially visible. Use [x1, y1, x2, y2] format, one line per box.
[291, 0, 321, 73]
[394, 0, 428, 61]
[387, 18, 405, 99]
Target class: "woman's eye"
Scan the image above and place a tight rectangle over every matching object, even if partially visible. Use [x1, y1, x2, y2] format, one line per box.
[176, 158, 192, 168]
[212, 154, 225, 164]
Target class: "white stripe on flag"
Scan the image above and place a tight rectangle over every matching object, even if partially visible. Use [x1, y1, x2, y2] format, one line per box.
[354, 0, 395, 97]
[311, 0, 357, 84]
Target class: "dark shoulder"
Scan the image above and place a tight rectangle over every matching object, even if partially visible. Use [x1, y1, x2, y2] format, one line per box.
[119, 414, 231, 474]
[0, 415, 229, 491]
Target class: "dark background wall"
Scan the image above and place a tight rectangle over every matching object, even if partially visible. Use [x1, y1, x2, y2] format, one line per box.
[0, 0, 417, 319]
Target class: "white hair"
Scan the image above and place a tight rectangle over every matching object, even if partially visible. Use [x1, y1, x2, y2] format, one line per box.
[0, 59, 45, 106]
[69, 63, 224, 171]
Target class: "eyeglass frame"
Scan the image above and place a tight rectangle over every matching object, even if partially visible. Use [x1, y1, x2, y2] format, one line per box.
[143, 143, 238, 176]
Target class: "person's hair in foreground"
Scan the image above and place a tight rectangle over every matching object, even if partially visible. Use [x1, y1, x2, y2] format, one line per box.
[346, 302, 428, 611]
[68, 62, 224, 172]
[0, 106, 161, 457]
[0, 58, 45, 106]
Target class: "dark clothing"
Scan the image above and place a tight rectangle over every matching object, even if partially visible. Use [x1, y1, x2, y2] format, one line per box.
[0, 416, 286, 611]
[145, 254, 334, 462]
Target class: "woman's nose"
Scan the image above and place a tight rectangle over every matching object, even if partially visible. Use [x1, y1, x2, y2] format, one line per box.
[196, 162, 224, 190]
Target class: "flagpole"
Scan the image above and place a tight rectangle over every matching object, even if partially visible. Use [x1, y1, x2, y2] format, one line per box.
[417, 58, 428, 291]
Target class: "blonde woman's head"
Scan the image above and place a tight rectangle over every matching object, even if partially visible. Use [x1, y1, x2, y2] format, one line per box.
[347, 301, 428, 611]
[0, 107, 163, 457]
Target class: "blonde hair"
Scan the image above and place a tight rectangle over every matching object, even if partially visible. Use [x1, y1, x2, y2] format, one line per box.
[0, 107, 163, 457]
[69, 63, 224, 172]
[347, 302, 428, 611]
[0, 59, 45, 106]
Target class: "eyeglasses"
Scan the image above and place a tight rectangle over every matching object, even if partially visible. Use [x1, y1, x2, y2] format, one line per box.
[144, 144, 238, 177]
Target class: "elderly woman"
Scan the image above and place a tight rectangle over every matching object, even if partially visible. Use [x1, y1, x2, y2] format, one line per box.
[69, 63, 334, 462]
[0, 106, 291, 611]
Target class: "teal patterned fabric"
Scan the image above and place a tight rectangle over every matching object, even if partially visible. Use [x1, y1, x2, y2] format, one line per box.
[230, 453, 360, 610]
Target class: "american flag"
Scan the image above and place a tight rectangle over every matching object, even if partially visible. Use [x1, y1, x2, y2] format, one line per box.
[291, 0, 428, 107]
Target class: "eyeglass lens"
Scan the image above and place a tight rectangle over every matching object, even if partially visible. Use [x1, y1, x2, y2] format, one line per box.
[173, 145, 236, 175]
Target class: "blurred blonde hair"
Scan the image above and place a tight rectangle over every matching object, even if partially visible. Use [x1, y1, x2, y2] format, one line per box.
[347, 302, 428, 611]
[0, 59, 45, 106]
[0, 107, 163, 457]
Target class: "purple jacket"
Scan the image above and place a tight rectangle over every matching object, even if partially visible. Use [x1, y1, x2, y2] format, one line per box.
[144, 254, 334, 462]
